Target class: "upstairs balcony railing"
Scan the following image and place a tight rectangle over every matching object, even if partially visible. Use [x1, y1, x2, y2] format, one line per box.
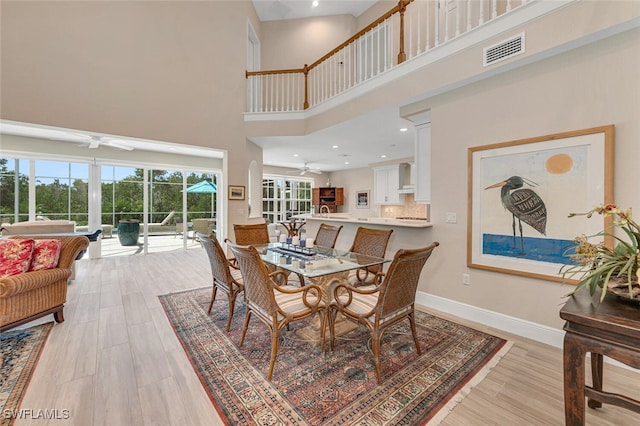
[246, 0, 531, 113]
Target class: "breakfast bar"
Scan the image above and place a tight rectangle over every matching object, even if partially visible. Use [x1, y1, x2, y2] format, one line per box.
[298, 213, 433, 255]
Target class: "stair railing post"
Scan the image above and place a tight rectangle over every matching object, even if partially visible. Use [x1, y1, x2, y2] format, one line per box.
[303, 64, 309, 109]
[397, 0, 408, 63]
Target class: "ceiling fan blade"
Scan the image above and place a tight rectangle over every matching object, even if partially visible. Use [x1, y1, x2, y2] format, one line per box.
[300, 170, 307, 175]
[310, 170, 323, 175]
[88, 139, 101, 149]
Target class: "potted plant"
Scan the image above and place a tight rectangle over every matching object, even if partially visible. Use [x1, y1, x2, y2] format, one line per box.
[561, 203, 640, 302]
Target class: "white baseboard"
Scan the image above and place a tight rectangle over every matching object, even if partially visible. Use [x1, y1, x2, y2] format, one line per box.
[416, 291, 639, 372]
[416, 291, 566, 349]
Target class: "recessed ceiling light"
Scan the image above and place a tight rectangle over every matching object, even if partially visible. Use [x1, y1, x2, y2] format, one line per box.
[380, 155, 387, 158]
[400, 127, 408, 132]
[344, 161, 349, 165]
[312, 1, 319, 8]
[293, 154, 299, 157]
[332, 145, 339, 149]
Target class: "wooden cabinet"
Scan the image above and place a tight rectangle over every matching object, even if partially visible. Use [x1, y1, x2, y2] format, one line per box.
[373, 165, 404, 205]
[312, 187, 343, 213]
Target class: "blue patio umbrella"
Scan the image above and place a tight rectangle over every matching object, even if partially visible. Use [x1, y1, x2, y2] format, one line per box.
[186, 180, 217, 193]
[186, 180, 217, 218]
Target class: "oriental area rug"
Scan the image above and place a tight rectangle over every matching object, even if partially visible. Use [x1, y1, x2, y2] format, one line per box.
[0, 322, 53, 426]
[159, 287, 511, 425]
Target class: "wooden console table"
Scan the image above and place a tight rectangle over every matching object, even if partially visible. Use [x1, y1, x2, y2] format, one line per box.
[560, 290, 640, 425]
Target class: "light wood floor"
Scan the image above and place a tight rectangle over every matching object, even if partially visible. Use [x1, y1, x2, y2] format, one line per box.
[14, 248, 640, 425]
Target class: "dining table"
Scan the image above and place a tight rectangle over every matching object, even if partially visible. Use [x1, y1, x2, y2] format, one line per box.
[255, 242, 391, 343]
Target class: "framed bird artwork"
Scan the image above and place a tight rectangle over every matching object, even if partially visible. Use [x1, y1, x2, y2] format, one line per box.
[467, 125, 614, 282]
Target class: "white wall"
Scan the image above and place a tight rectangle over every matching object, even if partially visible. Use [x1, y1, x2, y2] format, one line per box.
[0, 0, 263, 239]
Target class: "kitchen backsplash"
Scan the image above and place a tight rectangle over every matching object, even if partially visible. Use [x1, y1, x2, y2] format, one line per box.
[379, 194, 430, 220]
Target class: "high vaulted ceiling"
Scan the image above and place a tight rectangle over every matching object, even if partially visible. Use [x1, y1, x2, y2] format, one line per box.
[252, 0, 376, 22]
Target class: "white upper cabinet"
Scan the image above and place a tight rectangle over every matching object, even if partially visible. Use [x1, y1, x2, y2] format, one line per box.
[414, 121, 431, 203]
[373, 164, 405, 205]
[405, 110, 431, 203]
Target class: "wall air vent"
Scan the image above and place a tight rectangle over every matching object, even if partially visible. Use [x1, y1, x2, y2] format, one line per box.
[483, 33, 525, 67]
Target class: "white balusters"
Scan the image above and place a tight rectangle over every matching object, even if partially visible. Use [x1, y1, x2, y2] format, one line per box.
[246, 0, 530, 113]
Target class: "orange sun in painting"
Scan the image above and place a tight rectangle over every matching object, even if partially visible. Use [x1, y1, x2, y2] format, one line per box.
[545, 153, 573, 174]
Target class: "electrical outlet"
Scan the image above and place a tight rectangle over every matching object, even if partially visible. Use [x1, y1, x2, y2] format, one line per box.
[446, 212, 457, 223]
[462, 273, 470, 285]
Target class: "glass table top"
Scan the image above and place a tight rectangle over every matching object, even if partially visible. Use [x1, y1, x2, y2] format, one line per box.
[255, 242, 390, 279]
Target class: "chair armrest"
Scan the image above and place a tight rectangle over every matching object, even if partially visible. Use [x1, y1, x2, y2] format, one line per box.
[354, 267, 384, 285]
[58, 236, 90, 268]
[331, 282, 382, 309]
[0, 268, 72, 298]
[273, 283, 324, 309]
[268, 270, 289, 287]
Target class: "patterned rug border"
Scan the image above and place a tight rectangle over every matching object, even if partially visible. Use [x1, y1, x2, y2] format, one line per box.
[159, 287, 512, 425]
[1, 322, 54, 426]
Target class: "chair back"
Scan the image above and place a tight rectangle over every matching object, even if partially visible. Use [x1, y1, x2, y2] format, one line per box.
[197, 232, 235, 286]
[227, 242, 278, 314]
[377, 242, 439, 317]
[349, 227, 393, 275]
[314, 223, 343, 248]
[349, 227, 393, 258]
[233, 222, 270, 245]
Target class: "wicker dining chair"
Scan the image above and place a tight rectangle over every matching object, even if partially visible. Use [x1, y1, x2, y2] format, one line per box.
[233, 222, 270, 245]
[329, 242, 440, 384]
[313, 223, 343, 249]
[347, 227, 393, 286]
[197, 232, 244, 332]
[227, 241, 327, 380]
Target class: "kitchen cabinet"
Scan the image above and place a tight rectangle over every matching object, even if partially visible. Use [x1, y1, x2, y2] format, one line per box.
[406, 110, 431, 203]
[373, 165, 405, 205]
[312, 187, 343, 213]
[414, 121, 431, 203]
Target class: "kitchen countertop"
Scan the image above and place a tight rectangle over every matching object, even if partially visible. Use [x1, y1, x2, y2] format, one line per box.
[297, 214, 432, 228]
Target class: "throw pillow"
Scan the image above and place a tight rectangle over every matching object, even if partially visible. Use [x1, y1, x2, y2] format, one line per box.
[0, 239, 35, 278]
[29, 239, 63, 272]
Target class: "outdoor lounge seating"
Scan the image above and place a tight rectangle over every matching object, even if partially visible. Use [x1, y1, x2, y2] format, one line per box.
[0, 235, 90, 332]
[192, 218, 216, 238]
[140, 211, 176, 235]
[1, 220, 75, 235]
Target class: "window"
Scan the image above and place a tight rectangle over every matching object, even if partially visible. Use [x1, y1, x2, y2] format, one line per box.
[0, 157, 29, 224]
[262, 176, 313, 224]
[34, 160, 89, 224]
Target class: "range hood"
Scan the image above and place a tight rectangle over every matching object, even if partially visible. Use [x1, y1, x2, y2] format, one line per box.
[397, 163, 415, 193]
[398, 184, 414, 194]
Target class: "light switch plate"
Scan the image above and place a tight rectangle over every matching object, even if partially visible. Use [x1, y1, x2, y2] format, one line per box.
[446, 212, 457, 223]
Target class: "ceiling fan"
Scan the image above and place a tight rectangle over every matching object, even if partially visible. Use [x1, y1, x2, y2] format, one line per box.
[288, 162, 323, 175]
[69, 133, 135, 151]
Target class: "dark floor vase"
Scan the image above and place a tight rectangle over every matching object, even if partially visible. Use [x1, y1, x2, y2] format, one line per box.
[118, 220, 140, 246]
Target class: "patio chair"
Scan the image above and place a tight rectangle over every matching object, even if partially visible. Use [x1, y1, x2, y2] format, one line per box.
[347, 227, 393, 286]
[227, 241, 326, 380]
[192, 218, 215, 239]
[329, 242, 440, 384]
[197, 232, 243, 332]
